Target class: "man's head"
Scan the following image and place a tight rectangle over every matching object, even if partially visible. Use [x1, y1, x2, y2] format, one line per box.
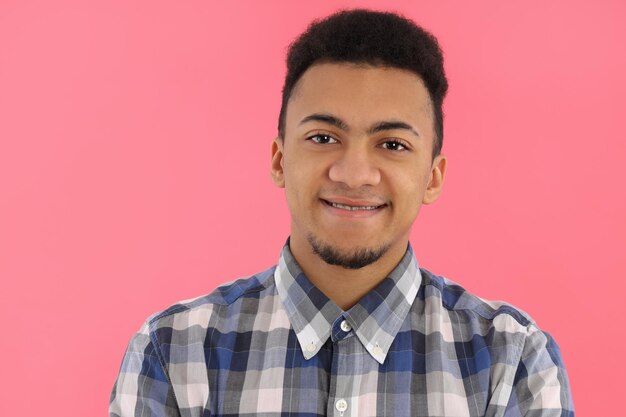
[271, 9, 448, 270]
[278, 9, 448, 160]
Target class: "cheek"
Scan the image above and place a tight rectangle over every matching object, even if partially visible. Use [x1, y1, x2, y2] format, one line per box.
[283, 168, 314, 207]
[286, 156, 327, 189]
[391, 168, 424, 195]
[391, 175, 426, 213]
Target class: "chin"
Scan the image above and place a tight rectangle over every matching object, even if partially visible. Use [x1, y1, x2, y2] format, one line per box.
[306, 233, 391, 270]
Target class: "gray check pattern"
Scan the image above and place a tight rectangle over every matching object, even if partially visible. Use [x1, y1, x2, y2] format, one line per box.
[110, 242, 574, 416]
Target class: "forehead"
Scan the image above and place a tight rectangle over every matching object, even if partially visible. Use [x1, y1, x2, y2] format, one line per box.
[287, 62, 433, 132]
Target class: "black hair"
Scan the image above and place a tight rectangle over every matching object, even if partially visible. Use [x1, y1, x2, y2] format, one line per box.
[277, 9, 448, 159]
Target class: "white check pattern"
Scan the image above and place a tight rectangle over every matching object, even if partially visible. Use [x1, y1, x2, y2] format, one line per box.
[110, 242, 574, 416]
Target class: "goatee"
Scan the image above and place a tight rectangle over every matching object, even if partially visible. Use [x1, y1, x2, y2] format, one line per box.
[307, 233, 390, 269]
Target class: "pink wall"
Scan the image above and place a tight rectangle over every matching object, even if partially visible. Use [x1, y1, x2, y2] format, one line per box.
[1, 1, 624, 415]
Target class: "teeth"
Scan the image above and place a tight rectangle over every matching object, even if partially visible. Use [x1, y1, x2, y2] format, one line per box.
[330, 202, 381, 211]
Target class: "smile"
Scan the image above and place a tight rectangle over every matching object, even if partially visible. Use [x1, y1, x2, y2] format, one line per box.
[321, 199, 386, 211]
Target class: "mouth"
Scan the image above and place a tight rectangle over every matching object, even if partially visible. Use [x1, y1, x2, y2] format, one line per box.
[321, 199, 387, 212]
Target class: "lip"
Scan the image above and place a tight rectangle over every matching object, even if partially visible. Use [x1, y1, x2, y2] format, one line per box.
[322, 196, 387, 207]
[320, 197, 387, 219]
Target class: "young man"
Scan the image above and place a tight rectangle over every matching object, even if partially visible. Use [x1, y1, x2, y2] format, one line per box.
[110, 9, 574, 417]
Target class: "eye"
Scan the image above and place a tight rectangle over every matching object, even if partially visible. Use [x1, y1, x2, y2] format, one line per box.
[307, 134, 338, 144]
[381, 140, 409, 152]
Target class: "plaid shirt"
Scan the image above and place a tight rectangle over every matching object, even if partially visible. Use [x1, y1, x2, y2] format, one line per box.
[110, 243, 574, 416]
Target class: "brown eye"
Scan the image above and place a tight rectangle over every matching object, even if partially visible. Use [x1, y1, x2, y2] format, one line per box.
[382, 140, 408, 151]
[308, 134, 338, 144]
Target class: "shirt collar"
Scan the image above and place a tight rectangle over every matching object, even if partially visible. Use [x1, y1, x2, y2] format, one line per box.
[274, 240, 422, 364]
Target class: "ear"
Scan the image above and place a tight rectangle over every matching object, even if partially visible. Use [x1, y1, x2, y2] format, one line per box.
[422, 154, 447, 204]
[270, 136, 285, 188]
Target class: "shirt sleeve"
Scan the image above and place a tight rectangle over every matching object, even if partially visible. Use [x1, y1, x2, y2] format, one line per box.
[109, 321, 181, 417]
[504, 325, 575, 417]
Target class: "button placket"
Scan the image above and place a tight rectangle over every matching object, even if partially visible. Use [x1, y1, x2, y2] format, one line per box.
[328, 316, 361, 417]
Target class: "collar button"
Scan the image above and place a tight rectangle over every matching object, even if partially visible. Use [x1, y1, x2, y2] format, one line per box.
[340, 320, 352, 332]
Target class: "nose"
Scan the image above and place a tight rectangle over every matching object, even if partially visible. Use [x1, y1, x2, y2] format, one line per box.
[328, 146, 381, 188]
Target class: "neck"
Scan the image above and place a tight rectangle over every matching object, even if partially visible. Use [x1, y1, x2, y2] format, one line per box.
[288, 233, 409, 310]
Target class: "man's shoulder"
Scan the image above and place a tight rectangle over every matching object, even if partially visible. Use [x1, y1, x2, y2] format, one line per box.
[144, 264, 278, 332]
[419, 267, 535, 329]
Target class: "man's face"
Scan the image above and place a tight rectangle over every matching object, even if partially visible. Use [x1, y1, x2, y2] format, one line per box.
[271, 62, 446, 268]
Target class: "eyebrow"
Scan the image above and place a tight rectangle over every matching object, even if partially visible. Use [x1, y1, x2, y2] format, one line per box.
[298, 113, 420, 137]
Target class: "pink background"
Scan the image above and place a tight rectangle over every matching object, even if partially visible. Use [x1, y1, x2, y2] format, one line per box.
[1, 0, 624, 415]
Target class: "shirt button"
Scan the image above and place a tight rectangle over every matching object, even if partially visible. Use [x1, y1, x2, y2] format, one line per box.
[340, 320, 352, 332]
[373, 345, 384, 356]
[335, 398, 348, 413]
[306, 342, 316, 353]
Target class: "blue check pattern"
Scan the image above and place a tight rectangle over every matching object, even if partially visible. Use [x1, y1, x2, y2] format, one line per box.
[110, 242, 574, 416]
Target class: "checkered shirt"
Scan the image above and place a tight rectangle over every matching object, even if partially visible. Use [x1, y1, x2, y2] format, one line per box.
[110, 243, 574, 416]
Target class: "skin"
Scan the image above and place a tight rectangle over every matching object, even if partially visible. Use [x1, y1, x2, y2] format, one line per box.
[271, 62, 447, 310]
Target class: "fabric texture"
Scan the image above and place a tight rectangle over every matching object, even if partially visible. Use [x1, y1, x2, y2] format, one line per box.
[109, 242, 574, 417]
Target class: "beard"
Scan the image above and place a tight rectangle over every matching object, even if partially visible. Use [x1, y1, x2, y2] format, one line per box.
[306, 232, 391, 269]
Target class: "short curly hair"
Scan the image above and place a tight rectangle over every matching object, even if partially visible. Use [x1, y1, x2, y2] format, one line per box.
[277, 9, 448, 159]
